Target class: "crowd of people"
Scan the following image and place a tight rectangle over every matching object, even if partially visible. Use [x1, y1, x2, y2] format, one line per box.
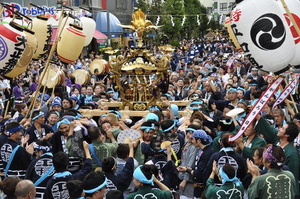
[0, 35, 300, 199]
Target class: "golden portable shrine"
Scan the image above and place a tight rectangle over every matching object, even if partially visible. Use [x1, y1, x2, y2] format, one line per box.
[108, 10, 174, 111]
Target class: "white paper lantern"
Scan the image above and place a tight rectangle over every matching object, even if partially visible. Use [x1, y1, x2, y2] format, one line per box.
[32, 15, 52, 60]
[57, 25, 86, 63]
[229, 0, 296, 73]
[278, 0, 300, 66]
[58, 15, 74, 34]
[6, 28, 38, 78]
[0, 22, 28, 76]
[80, 17, 96, 46]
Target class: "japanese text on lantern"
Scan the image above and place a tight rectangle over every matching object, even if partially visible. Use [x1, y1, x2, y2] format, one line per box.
[230, 9, 242, 22]
[3, 36, 26, 73]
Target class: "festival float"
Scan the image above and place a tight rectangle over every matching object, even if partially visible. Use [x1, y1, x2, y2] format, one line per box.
[107, 9, 171, 111]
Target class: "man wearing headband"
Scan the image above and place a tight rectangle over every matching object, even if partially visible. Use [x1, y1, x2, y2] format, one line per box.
[25, 139, 53, 199]
[255, 115, 299, 197]
[134, 120, 158, 165]
[82, 171, 107, 199]
[0, 121, 31, 179]
[178, 130, 214, 198]
[205, 161, 244, 198]
[247, 145, 296, 199]
[247, 68, 267, 91]
[127, 165, 172, 199]
[204, 87, 239, 111]
[204, 133, 246, 186]
[44, 142, 92, 199]
[26, 110, 54, 145]
[141, 119, 184, 163]
[212, 116, 235, 152]
[237, 87, 246, 101]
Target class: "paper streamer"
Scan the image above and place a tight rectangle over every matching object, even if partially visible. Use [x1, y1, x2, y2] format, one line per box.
[229, 76, 284, 142]
[272, 76, 299, 110]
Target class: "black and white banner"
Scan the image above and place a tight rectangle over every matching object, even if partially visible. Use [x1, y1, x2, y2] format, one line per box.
[272, 76, 299, 110]
[229, 76, 284, 142]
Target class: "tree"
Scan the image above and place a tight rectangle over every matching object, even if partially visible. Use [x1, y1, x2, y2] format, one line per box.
[161, 0, 184, 44]
[133, 0, 217, 43]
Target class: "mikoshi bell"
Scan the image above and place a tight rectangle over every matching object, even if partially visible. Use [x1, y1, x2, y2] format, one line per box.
[0, 21, 28, 76]
[57, 24, 86, 63]
[32, 15, 52, 60]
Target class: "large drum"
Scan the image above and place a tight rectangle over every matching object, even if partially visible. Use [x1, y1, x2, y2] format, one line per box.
[72, 69, 90, 85]
[90, 59, 109, 74]
[40, 66, 65, 88]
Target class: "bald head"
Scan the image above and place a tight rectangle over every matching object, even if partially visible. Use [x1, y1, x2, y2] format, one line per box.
[15, 180, 36, 199]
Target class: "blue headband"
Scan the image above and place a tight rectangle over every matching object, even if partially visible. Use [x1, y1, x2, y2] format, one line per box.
[107, 90, 114, 94]
[133, 166, 154, 185]
[33, 143, 52, 152]
[186, 128, 196, 132]
[141, 123, 156, 132]
[165, 93, 173, 99]
[227, 88, 238, 94]
[63, 113, 82, 121]
[149, 106, 161, 112]
[32, 112, 44, 121]
[146, 113, 159, 122]
[163, 120, 176, 132]
[188, 101, 203, 110]
[100, 114, 107, 119]
[237, 87, 246, 94]
[54, 111, 60, 116]
[57, 118, 71, 128]
[219, 167, 241, 186]
[83, 177, 107, 194]
[6, 125, 23, 135]
[110, 111, 122, 118]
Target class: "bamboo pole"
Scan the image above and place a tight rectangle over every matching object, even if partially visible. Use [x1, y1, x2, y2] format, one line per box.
[280, 0, 300, 36]
[0, 4, 4, 18]
[26, 9, 68, 119]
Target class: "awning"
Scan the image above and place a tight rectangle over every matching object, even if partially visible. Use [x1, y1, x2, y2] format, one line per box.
[94, 29, 108, 43]
[50, 28, 57, 45]
[95, 12, 123, 36]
